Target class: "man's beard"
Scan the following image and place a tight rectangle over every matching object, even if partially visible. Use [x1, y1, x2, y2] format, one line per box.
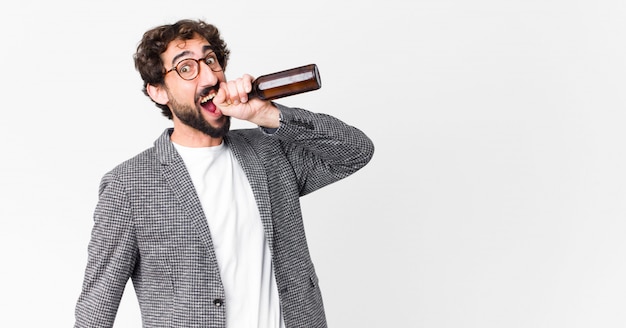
[169, 97, 230, 138]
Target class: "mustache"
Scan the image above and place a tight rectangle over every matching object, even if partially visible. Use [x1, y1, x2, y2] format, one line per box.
[196, 86, 220, 102]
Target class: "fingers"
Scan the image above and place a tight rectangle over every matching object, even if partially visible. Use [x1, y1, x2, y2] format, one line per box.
[220, 75, 253, 105]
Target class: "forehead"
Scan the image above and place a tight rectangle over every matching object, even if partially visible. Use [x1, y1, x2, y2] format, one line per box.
[162, 35, 211, 64]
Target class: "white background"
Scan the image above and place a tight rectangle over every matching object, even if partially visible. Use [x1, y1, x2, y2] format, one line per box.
[1, 0, 626, 327]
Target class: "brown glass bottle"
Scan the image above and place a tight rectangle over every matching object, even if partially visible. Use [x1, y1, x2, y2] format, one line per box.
[249, 64, 321, 100]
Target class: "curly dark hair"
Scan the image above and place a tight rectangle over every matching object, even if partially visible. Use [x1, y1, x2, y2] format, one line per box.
[133, 19, 231, 119]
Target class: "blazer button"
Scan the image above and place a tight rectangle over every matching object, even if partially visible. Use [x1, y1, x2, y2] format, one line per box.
[213, 299, 224, 307]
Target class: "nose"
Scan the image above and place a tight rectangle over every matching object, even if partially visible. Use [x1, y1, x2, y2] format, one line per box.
[197, 61, 220, 86]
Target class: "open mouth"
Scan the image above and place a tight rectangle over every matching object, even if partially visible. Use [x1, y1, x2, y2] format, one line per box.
[199, 93, 217, 112]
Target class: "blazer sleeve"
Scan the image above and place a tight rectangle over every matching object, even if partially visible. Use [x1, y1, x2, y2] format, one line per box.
[263, 104, 375, 196]
[74, 173, 138, 328]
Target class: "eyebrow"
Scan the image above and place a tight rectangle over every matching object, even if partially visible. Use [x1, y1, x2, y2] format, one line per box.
[170, 45, 215, 66]
[171, 50, 192, 67]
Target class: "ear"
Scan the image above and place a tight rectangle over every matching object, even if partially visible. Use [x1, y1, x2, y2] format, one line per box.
[146, 83, 169, 105]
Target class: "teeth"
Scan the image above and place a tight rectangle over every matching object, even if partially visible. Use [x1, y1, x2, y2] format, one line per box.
[200, 93, 215, 104]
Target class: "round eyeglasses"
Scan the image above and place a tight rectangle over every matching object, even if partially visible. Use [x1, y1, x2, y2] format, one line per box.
[165, 52, 223, 80]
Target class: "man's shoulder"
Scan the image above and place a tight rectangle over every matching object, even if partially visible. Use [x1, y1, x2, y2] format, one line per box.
[95, 145, 163, 197]
[106, 129, 172, 177]
[105, 146, 160, 180]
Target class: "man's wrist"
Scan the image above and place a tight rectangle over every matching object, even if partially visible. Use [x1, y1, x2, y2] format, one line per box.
[255, 103, 281, 129]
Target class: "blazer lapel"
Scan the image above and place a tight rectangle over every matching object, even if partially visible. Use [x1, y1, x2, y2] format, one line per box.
[154, 129, 220, 271]
[153, 129, 275, 259]
[225, 133, 275, 252]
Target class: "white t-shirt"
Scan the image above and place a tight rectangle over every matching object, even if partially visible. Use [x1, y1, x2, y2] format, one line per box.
[174, 141, 284, 328]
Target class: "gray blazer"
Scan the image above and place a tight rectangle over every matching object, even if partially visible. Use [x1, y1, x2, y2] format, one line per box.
[74, 105, 374, 328]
